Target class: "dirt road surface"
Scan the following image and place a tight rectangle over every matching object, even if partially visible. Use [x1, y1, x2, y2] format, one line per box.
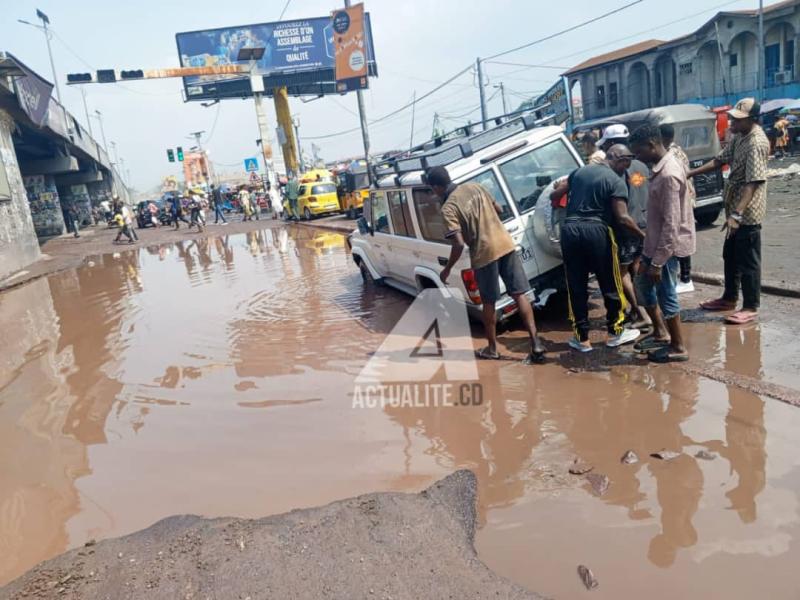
[1, 221, 800, 599]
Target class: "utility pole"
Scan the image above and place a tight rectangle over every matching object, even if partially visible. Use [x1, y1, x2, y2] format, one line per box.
[94, 110, 108, 153]
[18, 11, 61, 103]
[409, 90, 417, 149]
[110, 140, 120, 166]
[80, 87, 93, 136]
[189, 130, 204, 151]
[345, 0, 373, 185]
[273, 86, 299, 175]
[494, 82, 508, 116]
[293, 116, 305, 174]
[757, 0, 765, 101]
[476, 58, 488, 131]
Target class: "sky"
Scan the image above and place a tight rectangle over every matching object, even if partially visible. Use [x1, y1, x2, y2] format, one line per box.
[2, 0, 762, 191]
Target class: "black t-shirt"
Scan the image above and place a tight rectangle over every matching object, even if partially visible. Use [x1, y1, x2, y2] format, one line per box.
[566, 164, 629, 225]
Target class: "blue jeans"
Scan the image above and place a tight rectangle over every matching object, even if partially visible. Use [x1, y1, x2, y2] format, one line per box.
[635, 256, 680, 320]
[214, 206, 227, 223]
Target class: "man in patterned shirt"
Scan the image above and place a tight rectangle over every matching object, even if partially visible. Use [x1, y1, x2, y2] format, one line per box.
[688, 98, 769, 324]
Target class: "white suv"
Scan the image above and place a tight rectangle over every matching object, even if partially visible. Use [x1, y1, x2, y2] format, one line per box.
[348, 118, 583, 323]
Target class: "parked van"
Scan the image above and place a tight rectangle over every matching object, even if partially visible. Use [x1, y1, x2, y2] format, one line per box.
[348, 116, 582, 322]
[574, 104, 726, 226]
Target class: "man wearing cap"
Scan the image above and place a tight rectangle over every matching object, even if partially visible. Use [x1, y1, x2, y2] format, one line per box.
[597, 124, 653, 331]
[550, 144, 645, 352]
[688, 98, 769, 325]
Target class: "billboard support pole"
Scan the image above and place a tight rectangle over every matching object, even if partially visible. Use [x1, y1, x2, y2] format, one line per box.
[345, 0, 372, 186]
[273, 86, 299, 175]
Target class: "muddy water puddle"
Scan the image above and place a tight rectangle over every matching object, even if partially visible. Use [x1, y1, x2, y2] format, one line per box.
[1, 224, 799, 598]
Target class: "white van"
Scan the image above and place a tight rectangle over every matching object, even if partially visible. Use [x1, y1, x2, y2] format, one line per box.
[348, 116, 583, 323]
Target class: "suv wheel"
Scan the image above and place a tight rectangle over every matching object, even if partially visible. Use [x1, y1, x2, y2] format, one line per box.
[359, 260, 377, 285]
[304, 207, 312, 221]
[696, 209, 721, 228]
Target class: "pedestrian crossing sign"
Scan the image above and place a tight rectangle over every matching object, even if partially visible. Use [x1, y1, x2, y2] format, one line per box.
[244, 157, 259, 172]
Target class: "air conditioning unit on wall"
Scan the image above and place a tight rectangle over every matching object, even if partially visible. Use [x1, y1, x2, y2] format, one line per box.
[774, 70, 793, 84]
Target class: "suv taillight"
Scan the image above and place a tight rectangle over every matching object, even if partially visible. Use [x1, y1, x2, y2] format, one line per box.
[461, 269, 482, 304]
[721, 164, 730, 179]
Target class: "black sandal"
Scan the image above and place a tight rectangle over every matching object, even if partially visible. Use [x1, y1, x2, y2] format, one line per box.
[475, 346, 501, 360]
[634, 336, 670, 352]
[648, 346, 689, 363]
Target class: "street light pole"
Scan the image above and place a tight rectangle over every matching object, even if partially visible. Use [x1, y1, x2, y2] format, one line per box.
[293, 116, 305, 174]
[80, 87, 93, 136]
[94, 110, 108, 153]
[477, 57, 488, 130]
[110, 140, 120, 166]
[19, 11, 61, 103]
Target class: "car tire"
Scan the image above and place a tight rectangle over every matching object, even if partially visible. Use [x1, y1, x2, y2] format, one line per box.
[304, 208, 312, 221]
[359, 260, 378, 285]
[695, 209, 721, 228]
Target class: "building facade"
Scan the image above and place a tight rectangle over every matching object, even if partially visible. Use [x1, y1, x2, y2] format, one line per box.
[566, 0, 800, 121]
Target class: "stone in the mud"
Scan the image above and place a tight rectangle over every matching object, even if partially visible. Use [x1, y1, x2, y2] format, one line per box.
[577, 564, 599, 590]
[585, 473, 610, 496]
[650, 449, 681, 461]
[620, 450, 639, 465]
[569, 459, 594, 475]
[695, 449, 717, 460]
[0, 470, 547, 600]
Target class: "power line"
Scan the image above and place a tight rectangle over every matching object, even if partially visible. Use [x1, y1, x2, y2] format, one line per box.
[485, 60, 569, 70]
[484, 0, 646, 61]
[277, 0, 293, 20]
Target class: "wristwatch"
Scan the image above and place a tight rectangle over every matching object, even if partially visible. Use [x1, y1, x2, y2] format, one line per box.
[730, 211, 743, 222]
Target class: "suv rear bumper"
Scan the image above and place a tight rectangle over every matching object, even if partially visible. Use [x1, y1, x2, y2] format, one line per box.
[695, 194, 723, 209]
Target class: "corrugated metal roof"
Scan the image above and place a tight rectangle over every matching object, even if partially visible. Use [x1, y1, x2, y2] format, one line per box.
[563, 40, 666, 76]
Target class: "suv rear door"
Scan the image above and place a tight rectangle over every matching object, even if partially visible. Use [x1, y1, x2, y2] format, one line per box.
[384, 189, 419, 286]
[366, 190, 393, 275]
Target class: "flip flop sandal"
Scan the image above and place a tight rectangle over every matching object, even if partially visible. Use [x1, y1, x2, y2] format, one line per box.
[725, 311, 758, 325]
[700, 298, 737, 311]
[648, 346, 689, 363]
[633, 336, 670, 352]
[475, 347, 501, 360]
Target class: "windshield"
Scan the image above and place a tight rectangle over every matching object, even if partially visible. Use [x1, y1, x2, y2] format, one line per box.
[312, 184, 336, 195]
[498, 138, 580, 213]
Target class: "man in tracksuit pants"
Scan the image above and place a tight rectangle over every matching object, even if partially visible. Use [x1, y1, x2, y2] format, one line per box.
[553, 145, 646, 352]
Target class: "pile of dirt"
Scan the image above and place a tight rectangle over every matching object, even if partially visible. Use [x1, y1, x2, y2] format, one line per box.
[0, 470, 546, 599]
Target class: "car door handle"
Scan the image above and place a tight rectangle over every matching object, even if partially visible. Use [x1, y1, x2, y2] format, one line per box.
[412, 251, 421, 258]
[507, 225, 520, 233]
[437, 257, 448, 266]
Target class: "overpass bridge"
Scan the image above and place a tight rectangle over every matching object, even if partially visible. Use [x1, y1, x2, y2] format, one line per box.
[0, 52, 130, 280]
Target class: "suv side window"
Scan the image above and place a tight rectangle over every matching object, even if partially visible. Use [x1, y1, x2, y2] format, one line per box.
[371, 191, 391, 234]
[298, 185, 308, 197]
[499, 138, 579, 214]
[387, 190, 415, 238]
[464, 170, 514, 222]
[412, 188, 447, 242]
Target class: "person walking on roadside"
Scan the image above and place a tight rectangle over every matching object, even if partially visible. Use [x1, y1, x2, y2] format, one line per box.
[286, 173, 300, 220]
[65, 203, 81, 238]
[113, 209, 135, 244]
[428, 166, 547, 364]
[170, 194, 190, 229]
[629, 125, 695, 362]
[660, 123, 697, 294]
[239, 186, 253, 221]
[773, 116, 790, 159]
[99, 198, 112, 224]
[688, 98, 769, 325]
[550, 144, 645, 352]
[188, 193, 204, 233]
[119, 198, 139, 241]
[211, 184, 228, 225]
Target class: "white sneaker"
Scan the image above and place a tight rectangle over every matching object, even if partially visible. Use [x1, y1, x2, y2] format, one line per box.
[607, 328, 640, 348]
[676, 280, 694, 294]
[568, 337, 594, 353]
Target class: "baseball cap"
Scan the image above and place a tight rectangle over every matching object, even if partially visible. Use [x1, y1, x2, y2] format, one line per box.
[597, 124, 630, 147]
[728, 97, 760, 119]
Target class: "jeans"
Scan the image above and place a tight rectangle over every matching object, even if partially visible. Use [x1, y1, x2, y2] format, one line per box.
[214, 206, 227, 223]
[722, 224, 761, 310]
[635, 256, 680, 320]
[289, 198, 298, 218]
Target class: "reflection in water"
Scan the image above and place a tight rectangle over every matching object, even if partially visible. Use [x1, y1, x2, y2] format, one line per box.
[0, 223, 797, 599]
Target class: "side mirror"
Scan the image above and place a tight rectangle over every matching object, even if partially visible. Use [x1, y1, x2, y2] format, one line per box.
[356, 216, 371, 235]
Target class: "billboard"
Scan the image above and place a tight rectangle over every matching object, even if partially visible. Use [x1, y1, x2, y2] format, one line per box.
[532, 79, 570, 125]
[175, 15, 377, 101]
[332, 3, 368, 93]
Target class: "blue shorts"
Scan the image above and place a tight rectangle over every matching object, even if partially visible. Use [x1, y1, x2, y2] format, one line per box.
[635, 256, 680, 319]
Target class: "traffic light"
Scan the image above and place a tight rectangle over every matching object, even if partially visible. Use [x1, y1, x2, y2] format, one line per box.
[167, 149, 175, 162]
[176, 146, 184, 161]
[120, 69, 144, 80]
[96, 69, 116, 83]
[67, 73, 93, 84]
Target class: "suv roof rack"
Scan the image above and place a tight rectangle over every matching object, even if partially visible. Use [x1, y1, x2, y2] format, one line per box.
[372, 112, 547, 180]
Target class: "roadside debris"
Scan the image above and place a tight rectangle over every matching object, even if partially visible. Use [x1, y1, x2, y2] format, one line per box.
[568, 459, 594, 475]
[620, 450, 639, 465]
[650, 449, 681, 461]
[585, 473, 610, 496]
[577, 565, 599, 590]
[695, 449, 717, 460]
[766, 162, 800, 179]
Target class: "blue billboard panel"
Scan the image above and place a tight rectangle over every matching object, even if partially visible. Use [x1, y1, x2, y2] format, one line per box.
[176, 15, 377, 101]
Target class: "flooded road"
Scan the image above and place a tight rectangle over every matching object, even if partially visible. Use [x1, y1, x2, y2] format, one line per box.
[1, 223, 800, 598]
